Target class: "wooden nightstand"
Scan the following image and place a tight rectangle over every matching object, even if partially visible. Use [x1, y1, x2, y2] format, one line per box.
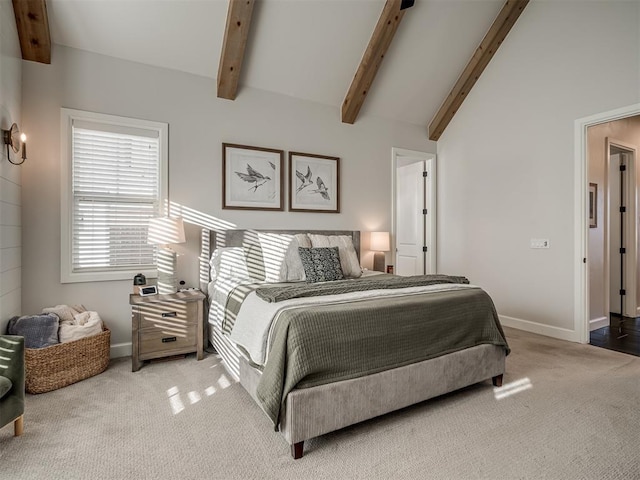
[130, 289, 206, 372]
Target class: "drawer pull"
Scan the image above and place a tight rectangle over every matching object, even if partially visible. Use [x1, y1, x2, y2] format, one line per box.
[162, 336, 177, 343]
[161, 312, 178, 318]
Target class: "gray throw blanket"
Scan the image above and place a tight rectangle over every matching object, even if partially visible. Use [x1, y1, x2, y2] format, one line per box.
[255, 286, 509, 427]
[7, 314, 60, 349]
[255, 274, 470, 303]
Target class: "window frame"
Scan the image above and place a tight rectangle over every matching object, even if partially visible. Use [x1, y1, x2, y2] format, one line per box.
[60, 108, 168, 283]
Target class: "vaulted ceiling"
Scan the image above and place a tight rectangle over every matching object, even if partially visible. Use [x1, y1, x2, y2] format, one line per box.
[13, 0, 528, 140]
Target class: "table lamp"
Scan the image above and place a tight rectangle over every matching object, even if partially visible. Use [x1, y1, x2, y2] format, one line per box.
[147, 216, 186, 294]
[370, 231, 390, 272]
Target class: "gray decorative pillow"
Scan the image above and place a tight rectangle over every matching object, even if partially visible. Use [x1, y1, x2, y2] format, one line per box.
[298, 247, 345, 283]
[7, 314, 60, 349]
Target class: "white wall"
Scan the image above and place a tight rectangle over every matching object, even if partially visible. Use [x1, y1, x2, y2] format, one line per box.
[0, 0, 22, 334]
[437, 1, 640, 341]
[21, 44, 435, 355]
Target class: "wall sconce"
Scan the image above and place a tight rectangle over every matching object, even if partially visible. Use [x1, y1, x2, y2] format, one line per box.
[370, 231, 390, 272]
[2, 123, 27, 165]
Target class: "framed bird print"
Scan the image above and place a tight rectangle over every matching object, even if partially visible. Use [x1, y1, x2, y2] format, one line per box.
[289, 152, 340, 213]
[222, 143, 284, 211]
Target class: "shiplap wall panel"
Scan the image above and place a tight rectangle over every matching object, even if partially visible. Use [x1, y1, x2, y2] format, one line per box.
[0, 267, 20, 296]
[0, 0, 23, 331]
[0, 177, 21, 204]
[0, 247, 20, 272]
[0, 202, 21, 226]
[0, 225, 21, 248]
[0, 287, 20, 321]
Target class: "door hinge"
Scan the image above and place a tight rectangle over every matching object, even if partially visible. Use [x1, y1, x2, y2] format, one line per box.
[620, 206, 627, 213]
[620, 247, 626, 254]
[620, 289, 626, 296]
[422, 246, 428, 252]
[423, 208, 428, 215]
[423, 171, 428, 177]
[620, 164, 627, 172]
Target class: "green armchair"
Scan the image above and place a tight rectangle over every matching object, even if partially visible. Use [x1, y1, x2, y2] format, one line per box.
[0, 335, 25, 436]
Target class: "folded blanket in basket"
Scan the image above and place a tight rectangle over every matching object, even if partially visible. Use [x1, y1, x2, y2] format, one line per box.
[7, 314, 60, 348]
[42, 304, 103, 343]
[42, 304, 87, 323]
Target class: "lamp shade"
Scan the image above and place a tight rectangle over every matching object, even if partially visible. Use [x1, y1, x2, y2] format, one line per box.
[147, 216, 186, 245]
[370, 231, 390, 252]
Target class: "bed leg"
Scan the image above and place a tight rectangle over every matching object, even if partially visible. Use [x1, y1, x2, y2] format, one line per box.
[492, 374, 503, 387]
[291, 441, 304, 459]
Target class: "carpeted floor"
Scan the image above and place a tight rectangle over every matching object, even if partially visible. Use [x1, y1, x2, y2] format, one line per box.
[1, 327, 639, 480]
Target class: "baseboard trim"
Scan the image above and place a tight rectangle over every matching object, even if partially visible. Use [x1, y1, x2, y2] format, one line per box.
[110, 342, 132, 359]
[589, 316, 608, 331]
[499, 315, 581, 343]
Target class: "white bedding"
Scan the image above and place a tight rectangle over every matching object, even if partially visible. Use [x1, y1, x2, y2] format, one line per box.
[222, 280, 479, 367]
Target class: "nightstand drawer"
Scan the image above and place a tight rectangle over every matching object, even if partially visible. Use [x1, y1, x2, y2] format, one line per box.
[138, 301, 198, 330]
[139, 325, 197, 356]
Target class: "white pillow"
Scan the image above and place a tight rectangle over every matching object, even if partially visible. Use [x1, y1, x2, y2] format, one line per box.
[210, 247, 251, 282]
[257, 232, 294, 283]
[307, 234, 362, 278]
[278, 234, 311, 282]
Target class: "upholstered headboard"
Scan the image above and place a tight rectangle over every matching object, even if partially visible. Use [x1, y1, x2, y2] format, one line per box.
[199, 229, 360, 292]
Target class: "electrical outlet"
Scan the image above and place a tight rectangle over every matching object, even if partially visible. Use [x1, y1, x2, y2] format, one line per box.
[530, 238, 550, 249]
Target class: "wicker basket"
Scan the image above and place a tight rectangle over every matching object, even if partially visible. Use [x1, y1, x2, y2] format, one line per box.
[25, 324, 110, 394]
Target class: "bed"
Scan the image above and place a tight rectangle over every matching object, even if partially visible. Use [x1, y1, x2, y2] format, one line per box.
[201, 229, 509, 459]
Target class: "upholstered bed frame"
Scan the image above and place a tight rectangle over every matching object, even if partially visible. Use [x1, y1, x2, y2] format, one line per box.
[201, 229, 505, 459]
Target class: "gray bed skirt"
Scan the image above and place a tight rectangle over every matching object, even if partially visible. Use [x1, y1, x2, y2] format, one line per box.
[239, 343, 505, 451]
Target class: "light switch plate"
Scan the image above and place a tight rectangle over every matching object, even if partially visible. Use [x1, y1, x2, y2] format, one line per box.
[530, 238, 550, 249]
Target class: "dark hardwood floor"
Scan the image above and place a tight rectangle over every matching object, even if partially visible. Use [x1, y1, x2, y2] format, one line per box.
[590, 315, 640, 357]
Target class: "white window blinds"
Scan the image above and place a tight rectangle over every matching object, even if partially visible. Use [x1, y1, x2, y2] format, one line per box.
[61, 110, 167, 283]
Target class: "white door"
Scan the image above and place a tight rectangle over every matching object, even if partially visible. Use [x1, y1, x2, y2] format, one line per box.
[607, 146, 637, 320]
[395, 161, 425, 275]
[609, 152, 622, 316]
[423, 159, 434, 274]
[392, 148, 436, 276]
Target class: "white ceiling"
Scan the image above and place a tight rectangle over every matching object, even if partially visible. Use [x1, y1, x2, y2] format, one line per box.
[47, 0, 505, 128]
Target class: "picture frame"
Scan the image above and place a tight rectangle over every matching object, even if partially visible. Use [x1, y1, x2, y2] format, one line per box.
[289, 152, 340, 213]
[589, 182, 597, 228]
[222, 143, 284, 211]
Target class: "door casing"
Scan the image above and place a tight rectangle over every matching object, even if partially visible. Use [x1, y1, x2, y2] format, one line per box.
[575, 103, 640, 343]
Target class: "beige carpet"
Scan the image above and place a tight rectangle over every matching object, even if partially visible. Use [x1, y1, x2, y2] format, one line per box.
[1, 327, 639, 480]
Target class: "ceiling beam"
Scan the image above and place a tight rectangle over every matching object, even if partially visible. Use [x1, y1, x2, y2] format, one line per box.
[341, 0, 411, 125]
[427, 0, 528, 141]
[217, 0, 255, 100]
[12, 0, 51, 64]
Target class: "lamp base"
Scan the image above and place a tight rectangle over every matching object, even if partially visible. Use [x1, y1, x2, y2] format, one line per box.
[157, 247, 178, 294]
[373, 252, 386, 272]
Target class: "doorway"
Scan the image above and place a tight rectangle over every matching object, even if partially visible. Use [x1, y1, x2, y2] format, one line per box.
[575, 104, 640, 344]
[391, 148, 436, 276]
[590, 139, 640, 355]
[579, 108, 640, 355]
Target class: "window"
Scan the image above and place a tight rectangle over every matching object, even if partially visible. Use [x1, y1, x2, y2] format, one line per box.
[61, 109, 168, 283]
